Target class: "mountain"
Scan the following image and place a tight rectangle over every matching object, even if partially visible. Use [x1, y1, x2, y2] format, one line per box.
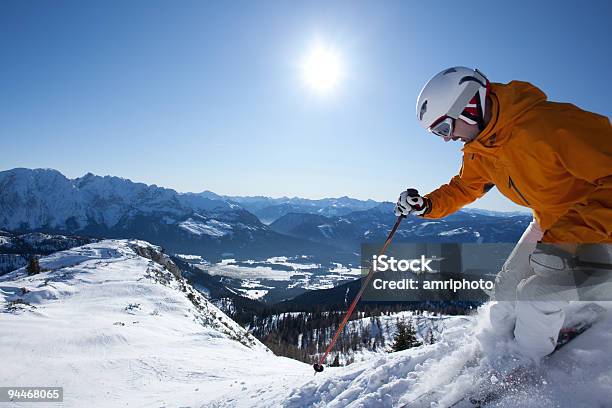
[0, 168, 232, 231]
[0, 239, 264, 347]
[270, 202, 532, 250]
[0, 169, 531, 260]
[0, 167, 533, 307]
[225, 195, 380, 224]
[0, 168, 341, 260]
[461, 207, 531, 217]
[221, 196, 528, 226]
[0, 239, 307, 407]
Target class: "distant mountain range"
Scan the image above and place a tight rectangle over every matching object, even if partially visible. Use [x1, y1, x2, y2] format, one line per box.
[269, 203, 531, 249]
[0, 168, 341, 260]
[0, 168, 532, 264]
[223, 195, 380, 224]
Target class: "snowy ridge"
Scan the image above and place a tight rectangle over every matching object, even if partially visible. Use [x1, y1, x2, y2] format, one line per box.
[0, 241, 266, 349]
[0, 240, 306, 407]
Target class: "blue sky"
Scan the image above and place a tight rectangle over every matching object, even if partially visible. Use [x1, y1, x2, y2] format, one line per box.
[1, 0, 611, 211]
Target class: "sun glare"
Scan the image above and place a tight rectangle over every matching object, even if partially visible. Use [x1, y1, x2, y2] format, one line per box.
[301, 44, 343, 94]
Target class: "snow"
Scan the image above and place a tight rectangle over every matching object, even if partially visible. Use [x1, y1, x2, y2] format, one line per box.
[279, 303, 612, 408]
[265, 256, 320, 270]
[335, 311, 469, 364]
[179, 218, 233, 237]
[2, 240, 611, 407]
[240, 279, 273, 289]
[0, 240, 311, 407]
[192, 255, 357, 293]
[19, 232, 56, 245]
[203, 257, 321, 283]
[237, 279, 273, 299]
[175, 253, 204, 261]
[318, 224, 334, 238]
[205, 263, 295, 281]
[161, 215, 176, 224]
[235, 288, 269, 300]
[329, 262, 362, 276]
[196, 302, 612, 407]
[439, 227, 470, 236]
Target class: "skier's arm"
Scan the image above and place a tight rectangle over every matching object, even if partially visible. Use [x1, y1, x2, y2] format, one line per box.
[542, 115, 612, 243]
[423, 154, 494, 219]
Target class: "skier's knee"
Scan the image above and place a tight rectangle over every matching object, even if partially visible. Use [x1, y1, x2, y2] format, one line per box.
[514, 300, 565, 360]
[516, 275, 570, 306]
[488, 301, 516, 336]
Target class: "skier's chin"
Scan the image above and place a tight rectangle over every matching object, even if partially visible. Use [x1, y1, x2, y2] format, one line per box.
[456, 135, 478, 144]
[451, 136, 469, 143]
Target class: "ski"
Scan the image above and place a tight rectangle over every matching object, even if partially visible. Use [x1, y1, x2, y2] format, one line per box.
[403, 303, 607, 408]
[460, 303, 607, 407]
[397, 354, 481, 408]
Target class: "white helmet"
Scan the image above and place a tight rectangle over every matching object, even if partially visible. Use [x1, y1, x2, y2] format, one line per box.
[416, 66, 489, 139]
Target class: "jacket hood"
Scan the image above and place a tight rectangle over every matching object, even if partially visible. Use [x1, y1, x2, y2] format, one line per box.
[463, 81, 547, 155]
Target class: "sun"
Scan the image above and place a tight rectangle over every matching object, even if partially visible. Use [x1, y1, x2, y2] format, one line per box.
[301, 44, 343, 94]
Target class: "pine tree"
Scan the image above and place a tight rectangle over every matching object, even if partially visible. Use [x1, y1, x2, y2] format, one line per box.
[391, 320, 408, 352]
[26, 255, 41, 275]
[390, 319, 421, 352]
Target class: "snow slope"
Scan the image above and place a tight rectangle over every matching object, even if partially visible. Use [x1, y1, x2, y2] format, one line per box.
[1, 240, 610, 407]
[191, 303, 612, 407]
[0, 240, 308, 407]
[279, 302, 612, 408]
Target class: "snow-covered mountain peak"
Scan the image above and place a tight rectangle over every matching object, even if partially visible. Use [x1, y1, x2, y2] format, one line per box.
[0, 168, 239, 231]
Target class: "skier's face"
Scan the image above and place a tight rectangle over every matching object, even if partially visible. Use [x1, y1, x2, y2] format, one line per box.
[440, 96, 492, 143]
[444, 118, 480, 143]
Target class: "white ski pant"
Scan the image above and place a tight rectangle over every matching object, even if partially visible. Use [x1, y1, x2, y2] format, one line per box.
[489, 219, 543, 335]
[490, 219, 612, 359]
[489, 219, 565, 360]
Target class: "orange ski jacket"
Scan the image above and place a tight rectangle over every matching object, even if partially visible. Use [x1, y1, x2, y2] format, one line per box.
[423, 81, 612, 243]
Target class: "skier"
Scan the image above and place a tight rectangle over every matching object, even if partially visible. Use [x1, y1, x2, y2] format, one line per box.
[394, 66, 612, 360]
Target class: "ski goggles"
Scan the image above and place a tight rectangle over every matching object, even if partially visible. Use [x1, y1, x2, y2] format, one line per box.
[429, 116, 455, 139]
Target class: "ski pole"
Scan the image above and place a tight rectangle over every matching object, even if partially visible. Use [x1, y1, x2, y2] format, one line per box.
[313, 214, 405, 373]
